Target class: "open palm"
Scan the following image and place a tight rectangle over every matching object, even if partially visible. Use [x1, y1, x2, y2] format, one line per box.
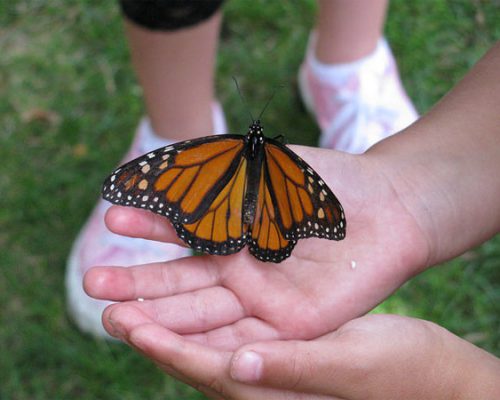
[85, 146, 429, 350]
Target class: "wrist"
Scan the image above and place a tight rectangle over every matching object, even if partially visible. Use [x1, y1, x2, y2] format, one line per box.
[367, 118, 485, 268]
[362, 143, 436, 272]
[368, 44, 500, 267]
[428, 323, 500, 400]
[453, 339, 500, 400]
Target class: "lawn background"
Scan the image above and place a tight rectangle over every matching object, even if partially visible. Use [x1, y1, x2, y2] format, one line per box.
[1, 1, 499, 399]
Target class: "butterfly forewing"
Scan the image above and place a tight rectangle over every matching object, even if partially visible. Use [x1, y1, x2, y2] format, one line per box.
[102, 135, 245, 225]
[263, 141, 346, 241]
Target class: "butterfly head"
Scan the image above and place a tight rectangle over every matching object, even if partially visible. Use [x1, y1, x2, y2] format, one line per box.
[249, 120, 264, 138]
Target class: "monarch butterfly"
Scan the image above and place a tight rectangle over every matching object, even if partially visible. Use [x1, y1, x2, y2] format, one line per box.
[102, 120, 346, 263]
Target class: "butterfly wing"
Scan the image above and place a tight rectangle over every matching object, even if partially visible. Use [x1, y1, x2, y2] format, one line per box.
[173, 154, 249, 255]
[102, 134, 249, 254]
[259, 140, 346, 244]
[248, 163, 297, 262]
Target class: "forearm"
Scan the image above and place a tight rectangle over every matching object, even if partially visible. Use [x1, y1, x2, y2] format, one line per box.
[369, 42, 500, 266]
[440, 327, 500, 400]
[460, 347, 500, 399]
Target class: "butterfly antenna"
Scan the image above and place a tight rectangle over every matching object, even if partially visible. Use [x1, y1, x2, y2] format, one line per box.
[232, 76, 255, 122]
[257, 83, 284, 121]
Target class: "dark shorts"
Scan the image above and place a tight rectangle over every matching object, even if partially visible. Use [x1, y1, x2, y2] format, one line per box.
[118, 0, 225, 31]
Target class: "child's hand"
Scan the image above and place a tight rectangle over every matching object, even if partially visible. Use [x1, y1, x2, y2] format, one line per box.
[95, 312, 500, 399]
[85, 147, 430, 349]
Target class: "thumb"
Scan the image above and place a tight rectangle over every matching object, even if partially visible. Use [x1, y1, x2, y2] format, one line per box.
[229, 338, 350, 395]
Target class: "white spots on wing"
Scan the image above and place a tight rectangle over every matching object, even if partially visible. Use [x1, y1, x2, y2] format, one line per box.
[141, 164, 151, 174]
[138, 179, 148, 190]
[147, 152, 156, 159]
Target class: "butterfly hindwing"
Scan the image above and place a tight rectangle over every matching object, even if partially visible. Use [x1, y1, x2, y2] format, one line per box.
[248, 163, 297, 262]
[174, 156, 249, 256]
[262, 140, 346, 241]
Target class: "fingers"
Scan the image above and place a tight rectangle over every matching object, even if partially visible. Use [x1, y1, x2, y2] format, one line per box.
[184, 317, 281, 351]
[110, 305, 335, 399]
[102, 286, 246, 335]
[104, 305, 236, 397]
[228, 316, 439, 398]
[84, 256, 220, 300]
[229, 336, 355, 397]
[104, 304, 231, 383]
[105, 205, 184, 245]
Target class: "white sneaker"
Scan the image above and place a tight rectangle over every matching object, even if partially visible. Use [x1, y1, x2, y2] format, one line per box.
[298, 33, 418, 153]
[66, 102, 227, 338]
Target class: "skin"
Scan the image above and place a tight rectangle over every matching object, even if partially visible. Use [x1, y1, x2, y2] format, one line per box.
[104, 314, 500, 400]
[124, 12, 221, 139]
[315, 0, 388, 63]
[85, 42, 500, 398]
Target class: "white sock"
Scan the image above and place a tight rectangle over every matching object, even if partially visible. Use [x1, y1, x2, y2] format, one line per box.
[137, 118, 177, 154]
[307, 34, 387, 84]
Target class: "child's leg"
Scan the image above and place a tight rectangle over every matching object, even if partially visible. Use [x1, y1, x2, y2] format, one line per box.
[315, 0, 387, 63]
[125, 11, 222, 140]
[299, 0, 417, 153]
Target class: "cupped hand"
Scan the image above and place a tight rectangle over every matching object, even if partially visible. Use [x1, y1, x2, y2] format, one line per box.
[85, 147, 430, 350]
[101, 313, 499, 399]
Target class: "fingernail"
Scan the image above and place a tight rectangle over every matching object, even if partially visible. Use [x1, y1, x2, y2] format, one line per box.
[230, 351, 263, 382]
[107, 317, 126, 340]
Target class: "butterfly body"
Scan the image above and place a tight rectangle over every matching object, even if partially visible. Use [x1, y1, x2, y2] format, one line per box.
[102, 120, 346, 263]
[242, 122, 265, 225]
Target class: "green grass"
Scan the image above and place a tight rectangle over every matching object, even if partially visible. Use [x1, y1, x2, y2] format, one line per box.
[1, 1, 499, 398]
